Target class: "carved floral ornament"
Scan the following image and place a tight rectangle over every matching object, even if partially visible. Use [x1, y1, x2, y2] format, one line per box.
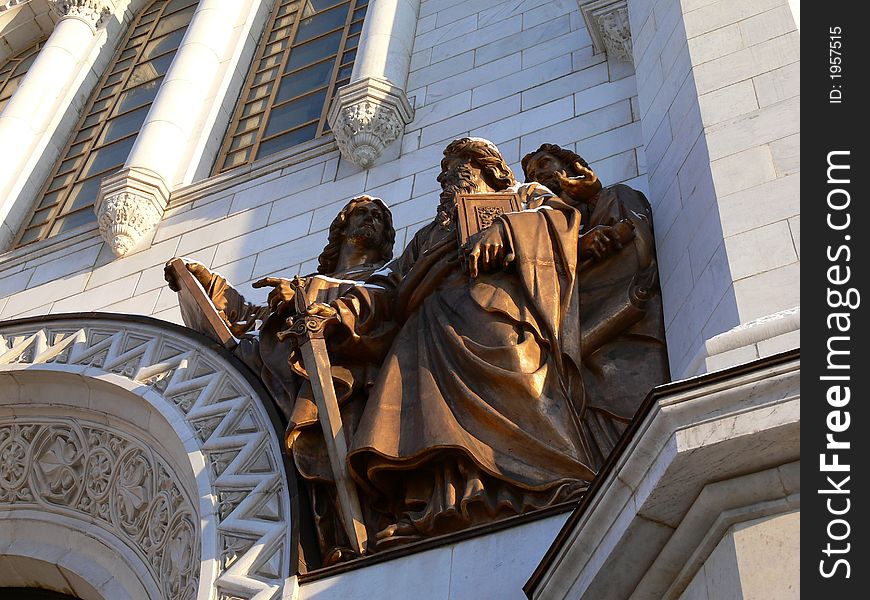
[96, 190, 162, 257]
[578, 0, 634, 64]
[0, 419, 199, 600]
[0, 318, 294, 600]
[49, 0, 117, 31]
[328, 77, 415, 169]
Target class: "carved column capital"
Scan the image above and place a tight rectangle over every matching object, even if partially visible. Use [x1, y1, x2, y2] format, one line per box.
[95, 167, 169, 257]
[49, 0, 116, 32]
[327, 77, 414, 169]
[578, 0, 633, 64]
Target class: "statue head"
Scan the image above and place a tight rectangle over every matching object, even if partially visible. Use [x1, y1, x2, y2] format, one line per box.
[521, 143, 591, 196]
[437, 137, 515, 206]
[317, 195, 395, 274]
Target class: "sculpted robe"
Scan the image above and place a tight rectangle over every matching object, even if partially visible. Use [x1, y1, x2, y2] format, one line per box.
[333, 188, 596, 539]
[180, 265, 391, 560]
[573, 185, 668, 468]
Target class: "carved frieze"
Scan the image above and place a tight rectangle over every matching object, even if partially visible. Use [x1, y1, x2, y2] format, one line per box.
[0, 318, 293, 600]
[0, 418, 199, 600]
[578, 0, 634, 64]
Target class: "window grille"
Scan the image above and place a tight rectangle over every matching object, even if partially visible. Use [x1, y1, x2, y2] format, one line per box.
[16, 0, 198, 248]
[215, 0, 368, 173]
[0, 38, 47, 114]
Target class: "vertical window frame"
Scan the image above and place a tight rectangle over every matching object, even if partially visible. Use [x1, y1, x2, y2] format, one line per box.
[14, 0, 199, 249]
[214, 0, 368, 174]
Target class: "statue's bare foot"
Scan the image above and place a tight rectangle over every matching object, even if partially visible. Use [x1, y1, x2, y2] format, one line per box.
[374, 517, 421, 549]
[323, 546, 357, 566]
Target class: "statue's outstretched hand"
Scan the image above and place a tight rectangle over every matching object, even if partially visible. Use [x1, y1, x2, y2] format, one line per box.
[464, 221, 514, 278]
[252, 276, 298, 313]
[555, 163, 602, 201]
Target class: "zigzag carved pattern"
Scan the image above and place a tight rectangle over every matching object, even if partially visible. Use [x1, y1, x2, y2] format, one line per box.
[0, 322, 291, 600]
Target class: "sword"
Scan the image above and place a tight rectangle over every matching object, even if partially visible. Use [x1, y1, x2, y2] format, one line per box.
[277, 276, 368, 556]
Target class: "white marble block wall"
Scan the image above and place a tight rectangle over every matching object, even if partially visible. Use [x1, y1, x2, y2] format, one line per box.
[0, 0, 648, 330]
[299, 514, 569, 600]
[628, 0, 799, 377]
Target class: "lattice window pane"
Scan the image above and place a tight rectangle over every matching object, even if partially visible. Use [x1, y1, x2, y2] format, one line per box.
[15, 0, 198, 248]
[0, 38, 47, 114]
[215, 0, 368, 173]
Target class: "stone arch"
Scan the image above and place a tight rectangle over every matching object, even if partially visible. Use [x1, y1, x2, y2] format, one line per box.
[0, 314, 295, 600]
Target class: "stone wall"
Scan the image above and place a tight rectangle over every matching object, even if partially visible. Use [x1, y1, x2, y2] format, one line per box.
[628, 0, 799, 376]
[0, 0, 647, 329]
[679, 511, 800, 600]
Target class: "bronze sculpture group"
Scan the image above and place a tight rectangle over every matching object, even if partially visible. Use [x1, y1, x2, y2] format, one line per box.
[165, 137, 667, 567]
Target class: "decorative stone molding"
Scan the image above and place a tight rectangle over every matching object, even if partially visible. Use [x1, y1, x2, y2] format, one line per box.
[578, 0, 633, 64]
[327, 77, 414, 169]
[95, 166, 169, 257]
[684, 305, 801, 376]
[49, 0, 115, 31]
[527, 352, 800, 599]
[0, 316, 294, 600]
[0, 418, 200, 600]
[705, 305, 800, 356]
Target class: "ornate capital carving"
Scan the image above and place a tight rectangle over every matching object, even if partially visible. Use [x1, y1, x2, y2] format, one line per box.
[95, 167, 169, 257]
[327, 77, 414, 169]
[50, 0, 115, 31]
[579, 0, 633, 64]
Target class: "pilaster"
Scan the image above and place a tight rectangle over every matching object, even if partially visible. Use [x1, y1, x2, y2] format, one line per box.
[95, 0, 257, 256]
[329, 0, 419, 168]
[0, 0, 119, 249]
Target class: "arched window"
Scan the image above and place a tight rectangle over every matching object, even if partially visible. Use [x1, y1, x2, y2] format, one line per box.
[15, 0, 199, 248]
[0, 38, 47, 114]
[215, 0, 368, 173]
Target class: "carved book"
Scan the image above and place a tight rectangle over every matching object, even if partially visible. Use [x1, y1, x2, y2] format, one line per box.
[455, 192, 521, 246]
[166, 258, 237, 349]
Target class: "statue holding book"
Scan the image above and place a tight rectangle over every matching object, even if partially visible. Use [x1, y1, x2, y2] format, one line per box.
[299, 138, 597, 547]
[165, 137, 668, 564]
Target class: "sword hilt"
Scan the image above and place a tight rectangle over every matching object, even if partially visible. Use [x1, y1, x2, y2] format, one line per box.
[275, 276, 337, 342]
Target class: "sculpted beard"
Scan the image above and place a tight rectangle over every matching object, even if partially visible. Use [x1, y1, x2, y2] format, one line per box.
[437, 163, 478, 228]
[347, 222, 379, 248]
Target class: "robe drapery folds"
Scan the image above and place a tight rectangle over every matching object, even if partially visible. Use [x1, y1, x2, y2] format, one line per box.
[330, 188, 596, 535]
[573, 184, 668, 468]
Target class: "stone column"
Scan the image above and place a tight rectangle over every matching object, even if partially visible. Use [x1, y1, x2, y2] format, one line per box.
[0, 0, 116, 248]
[327, 0, 418, 169]
[95, 0, 248, 257]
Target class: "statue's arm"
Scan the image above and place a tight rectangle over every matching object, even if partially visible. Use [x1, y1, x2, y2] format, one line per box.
[165, 260, 269, 337]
